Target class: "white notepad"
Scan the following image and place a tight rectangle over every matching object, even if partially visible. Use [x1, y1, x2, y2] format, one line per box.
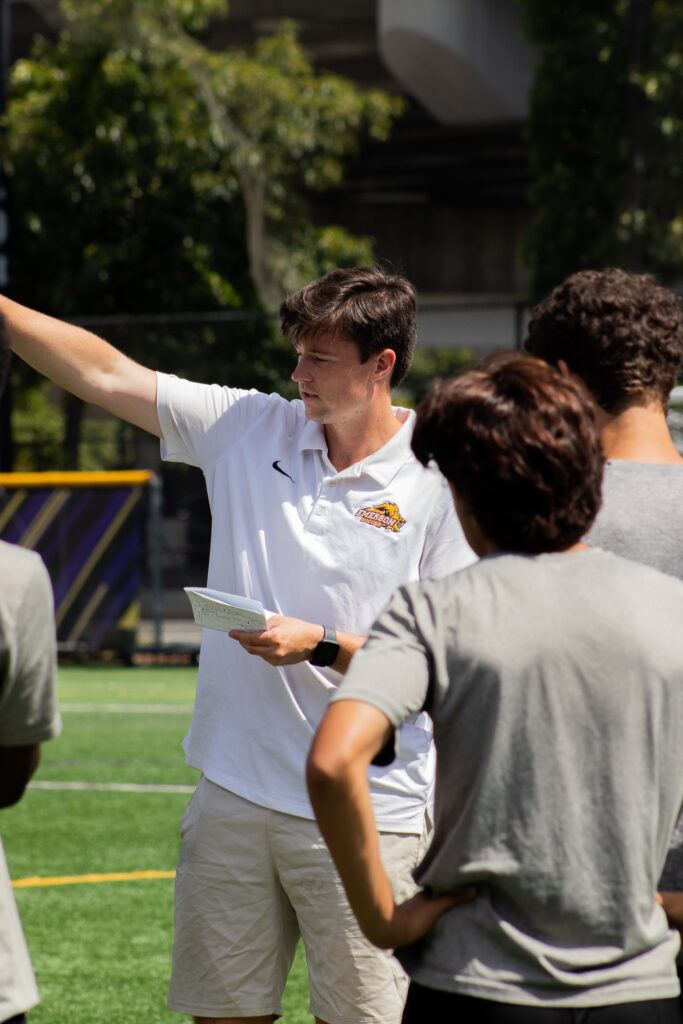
[184, 587, 268, 633]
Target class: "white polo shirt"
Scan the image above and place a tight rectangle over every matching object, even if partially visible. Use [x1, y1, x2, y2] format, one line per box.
[157, 372, 475, 828]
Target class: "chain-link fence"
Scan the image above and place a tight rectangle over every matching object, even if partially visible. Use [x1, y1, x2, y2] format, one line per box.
[3, 300, 682, 656]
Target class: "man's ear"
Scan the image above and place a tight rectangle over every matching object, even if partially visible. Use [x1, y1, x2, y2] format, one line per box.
[375, 348, 396, 383]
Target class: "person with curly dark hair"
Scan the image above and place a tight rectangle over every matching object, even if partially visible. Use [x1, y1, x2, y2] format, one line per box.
[524, 268, 683, 420]
[524, 269, 683, 990]
[409, 349, 604, 555]
[307, 354, 683, 1023]
[523, 268, 683, 573]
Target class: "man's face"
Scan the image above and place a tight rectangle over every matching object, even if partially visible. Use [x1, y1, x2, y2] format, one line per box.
[291, 332, 381, 426]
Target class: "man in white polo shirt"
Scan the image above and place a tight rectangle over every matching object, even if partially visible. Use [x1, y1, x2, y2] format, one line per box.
[1, 266, 474, 1024]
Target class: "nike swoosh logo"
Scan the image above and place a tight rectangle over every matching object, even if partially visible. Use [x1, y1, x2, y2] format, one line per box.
[272, 460, 295, 483]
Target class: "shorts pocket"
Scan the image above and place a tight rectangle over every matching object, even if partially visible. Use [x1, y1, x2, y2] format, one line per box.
[179, 775, 204, 840]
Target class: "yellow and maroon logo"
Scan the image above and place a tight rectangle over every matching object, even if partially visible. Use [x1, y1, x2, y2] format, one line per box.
[355, 501, 406, 533]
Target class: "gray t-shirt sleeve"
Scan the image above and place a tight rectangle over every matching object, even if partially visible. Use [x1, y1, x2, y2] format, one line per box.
[586, 461, 683, 579]
[331, 585, 432, 726]
[0, 552, 61, 746]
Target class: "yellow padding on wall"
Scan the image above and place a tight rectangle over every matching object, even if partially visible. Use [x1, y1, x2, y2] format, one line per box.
[0, 470, 154, 488]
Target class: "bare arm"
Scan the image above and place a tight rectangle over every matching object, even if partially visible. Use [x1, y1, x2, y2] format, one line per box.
[229, 616, 366, 673]
[307, 699, 474, 948]
[0, 295, 161, 436]
[657, 891, 683, 934]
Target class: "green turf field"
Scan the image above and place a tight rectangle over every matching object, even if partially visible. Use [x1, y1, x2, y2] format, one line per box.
[1, 665, 313, 1024]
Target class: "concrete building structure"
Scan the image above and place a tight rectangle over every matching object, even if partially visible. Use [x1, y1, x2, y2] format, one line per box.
[379, 0, 536, 125]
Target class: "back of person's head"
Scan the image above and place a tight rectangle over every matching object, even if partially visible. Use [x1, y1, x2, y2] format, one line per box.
[524, 268, 683, 414]
[279, 265, 417, 387]
[411, 352, 604, 554]
[0, 312, 9, 396]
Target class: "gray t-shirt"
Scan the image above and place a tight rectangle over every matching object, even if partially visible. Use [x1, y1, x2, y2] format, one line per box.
[587, 460, 683, 580]
[0, 542, 61, 1021]
[334, 549, 683, 1008]
[587, 460, 683, 895]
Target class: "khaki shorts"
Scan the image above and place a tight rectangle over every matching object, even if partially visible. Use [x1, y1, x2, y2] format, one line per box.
[167, 776, 429, 1023]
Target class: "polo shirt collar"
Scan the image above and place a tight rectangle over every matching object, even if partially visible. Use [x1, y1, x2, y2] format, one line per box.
[297, 416, 327, 454]
[297, 406, 416, 487]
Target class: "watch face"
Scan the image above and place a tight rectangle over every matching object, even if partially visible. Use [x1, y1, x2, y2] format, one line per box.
[311, 644, 333, 667]
[311, 629, 340, 667]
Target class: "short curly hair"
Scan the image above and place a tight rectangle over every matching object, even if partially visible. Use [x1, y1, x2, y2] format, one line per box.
[279, 266, 417, 388]
[523, 268, 683, 413]
[411, 353, 604, 554]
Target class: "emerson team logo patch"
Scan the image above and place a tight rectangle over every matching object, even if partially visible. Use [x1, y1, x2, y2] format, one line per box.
[355, 501, 406, 533]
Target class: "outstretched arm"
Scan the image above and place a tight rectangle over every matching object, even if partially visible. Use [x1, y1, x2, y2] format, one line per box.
[307, 698, 475, 948]
[0, 296, 161, 436]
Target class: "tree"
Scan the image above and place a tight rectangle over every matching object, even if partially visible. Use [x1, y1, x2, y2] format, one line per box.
[521, 0, 683, 299]
[2, 0, 404, 466]
[194, 19, 402, 311]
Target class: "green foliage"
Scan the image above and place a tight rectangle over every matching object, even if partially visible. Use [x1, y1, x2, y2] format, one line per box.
[10, 382, 64, 470]
[61, 0, 225, 39]
[5, 4, 248, 321]
[2, 2, 404, 466]
[10, 381, 140, 470]
[522, 0, 683, 298]
[200, 19, 404, 308]
[400, 346, 476, 408]
[634, 1, 683, 273]
[4, 4, 403, 319]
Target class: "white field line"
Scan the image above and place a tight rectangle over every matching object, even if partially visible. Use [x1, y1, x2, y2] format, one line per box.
[31, 704, 195, 792]
[28, 781, 195, 794]
[60, 703, 192, 713]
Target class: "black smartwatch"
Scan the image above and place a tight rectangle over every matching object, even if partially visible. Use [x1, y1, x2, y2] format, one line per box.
[309, 626, 340, 667]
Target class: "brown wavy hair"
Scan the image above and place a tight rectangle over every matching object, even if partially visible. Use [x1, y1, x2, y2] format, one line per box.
[411, 353, 604, 553]
[524, 268, 683, 413]
[280, 266, 417, 387]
